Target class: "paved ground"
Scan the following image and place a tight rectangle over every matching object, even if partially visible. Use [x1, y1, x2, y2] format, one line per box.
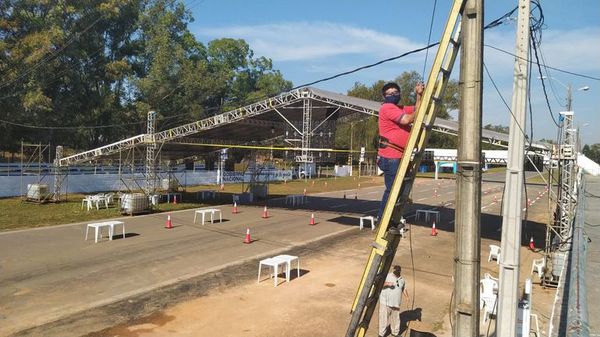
[584, 175, 600, 336]
[0, 174, 554, 337]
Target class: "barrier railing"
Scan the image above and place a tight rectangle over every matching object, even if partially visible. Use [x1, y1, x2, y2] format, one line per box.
[565, 172, 590, 337]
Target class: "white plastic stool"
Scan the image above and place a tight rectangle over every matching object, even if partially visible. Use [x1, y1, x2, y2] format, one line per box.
[359, 216, 375, 230]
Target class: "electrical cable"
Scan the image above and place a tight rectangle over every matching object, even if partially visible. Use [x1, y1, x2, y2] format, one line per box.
[484, 45, 600, 81]
[421, 0, 438, 81]
[289, 42, 440, 91]
[530, 32, 560, 128]
[0, 14, 105, 90]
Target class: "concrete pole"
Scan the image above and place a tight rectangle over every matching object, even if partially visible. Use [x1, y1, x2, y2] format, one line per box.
[453, 0, 483, 335]
[497, 1, 530, 336]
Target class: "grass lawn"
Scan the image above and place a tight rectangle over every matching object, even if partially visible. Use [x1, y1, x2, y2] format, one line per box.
[0, 175, 384, 231]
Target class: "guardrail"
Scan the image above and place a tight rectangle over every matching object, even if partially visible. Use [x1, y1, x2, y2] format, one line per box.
[565, 172, 590, 337]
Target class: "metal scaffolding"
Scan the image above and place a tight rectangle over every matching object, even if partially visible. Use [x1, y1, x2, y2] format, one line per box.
[145, 111, 157, 194]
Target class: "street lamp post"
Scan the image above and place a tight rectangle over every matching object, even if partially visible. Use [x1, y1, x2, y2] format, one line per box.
[540, 76, 589, 111]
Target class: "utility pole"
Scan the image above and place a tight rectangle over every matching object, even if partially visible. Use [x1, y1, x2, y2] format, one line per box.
[496, 1, 530, 336]
[453, 0, 483, 336]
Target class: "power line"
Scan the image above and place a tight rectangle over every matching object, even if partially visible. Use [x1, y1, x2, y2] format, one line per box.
[289, 42, 440, 91]
[484, 44, 600, 81]
[0, 14, 105, 90]
[421, 0, 438, 81]
[530, 31, 561, 127]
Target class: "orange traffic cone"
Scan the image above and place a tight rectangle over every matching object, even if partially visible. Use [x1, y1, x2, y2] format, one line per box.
[165, 214, 173, 229]
[303, 188, 307, 196]
[309, 213, 316, 225]
[529, 237, 535, 251]
[262, 205, 269, 218]
[173, 195, 177, 205]
[430, 222, 438, 236]
[220, 183, 225, 191]
[243, 228, 252, 244]
[232, 201, 238, 214]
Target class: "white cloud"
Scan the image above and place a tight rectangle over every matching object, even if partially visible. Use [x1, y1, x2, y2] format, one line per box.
[196, 22, 425, 62]
[540, 27, 600, 73]
[483, 27, 600, 76]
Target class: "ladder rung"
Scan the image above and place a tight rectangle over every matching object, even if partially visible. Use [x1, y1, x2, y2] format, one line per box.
[440, 68, 450, 76]
[450, 38, 459, 47]
[432, 96, 442, 102]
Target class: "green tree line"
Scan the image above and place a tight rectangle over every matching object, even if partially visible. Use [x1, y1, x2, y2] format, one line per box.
[0, 0, 292, 156]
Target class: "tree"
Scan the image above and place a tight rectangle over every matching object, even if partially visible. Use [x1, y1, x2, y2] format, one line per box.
[0, 0, 292, 156]
[583, 143, 600, 164]
[0, 0, 144, 151]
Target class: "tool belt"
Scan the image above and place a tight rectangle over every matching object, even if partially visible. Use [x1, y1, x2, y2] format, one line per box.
[379, 136, 405, 153]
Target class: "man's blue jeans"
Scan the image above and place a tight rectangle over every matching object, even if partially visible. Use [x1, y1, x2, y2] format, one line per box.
[377, 156, 401, 221]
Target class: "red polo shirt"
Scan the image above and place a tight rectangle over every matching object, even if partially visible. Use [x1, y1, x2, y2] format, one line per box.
[378, 103, 415, 159]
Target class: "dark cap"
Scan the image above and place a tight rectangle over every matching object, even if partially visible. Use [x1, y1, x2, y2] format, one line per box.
[393, 265, 401, 274]
[382, 82, 401, 96]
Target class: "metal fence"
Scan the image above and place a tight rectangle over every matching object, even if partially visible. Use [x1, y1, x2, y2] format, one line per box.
[565, 172, 590, 337]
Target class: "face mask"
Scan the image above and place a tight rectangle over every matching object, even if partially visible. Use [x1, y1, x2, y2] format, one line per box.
[384, 94, 400, 104]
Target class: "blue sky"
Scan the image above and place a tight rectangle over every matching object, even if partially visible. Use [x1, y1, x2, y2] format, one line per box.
[187, 0, 600, 145]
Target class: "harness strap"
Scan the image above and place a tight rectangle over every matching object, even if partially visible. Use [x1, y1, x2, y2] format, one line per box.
[379, 136, 405, 153]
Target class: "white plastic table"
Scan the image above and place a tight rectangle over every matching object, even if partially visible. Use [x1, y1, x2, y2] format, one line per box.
[85, 221, 125, 243]
[272, 254, 300, 282]
[257, 257, 289, 287]
[164, 192, 182, 203]
[193, 208, 222, 225]
[197, 190, 216, 200]
[285, 194, 306, 206]
[359, 216, 375, 230]
[415, 209, 440, 223]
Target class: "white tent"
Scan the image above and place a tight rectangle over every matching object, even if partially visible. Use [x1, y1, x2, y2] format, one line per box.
[578, 153, 600, 176]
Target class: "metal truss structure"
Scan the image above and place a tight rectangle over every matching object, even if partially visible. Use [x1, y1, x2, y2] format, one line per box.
[145, 111, 157, 194]
[554, 111, 578, 242]
[55, 85, 551, 199]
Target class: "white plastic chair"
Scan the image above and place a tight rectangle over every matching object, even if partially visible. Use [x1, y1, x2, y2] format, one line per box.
[531, 257, 545, 277]
[488, 244, 501, 264]
[530, 313, 541, 337]
[81, 196, 94, 211]
[480, 278, 498, 322]
[483, 272, 499, 293]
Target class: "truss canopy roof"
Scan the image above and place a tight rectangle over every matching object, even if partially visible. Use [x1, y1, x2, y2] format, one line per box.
[59, 86, 547, 166]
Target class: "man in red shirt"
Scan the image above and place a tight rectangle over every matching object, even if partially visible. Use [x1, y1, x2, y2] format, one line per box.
[376, 81, 424, 224]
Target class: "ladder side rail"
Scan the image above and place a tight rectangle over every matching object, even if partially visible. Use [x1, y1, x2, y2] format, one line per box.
[346, 1, 465, 336]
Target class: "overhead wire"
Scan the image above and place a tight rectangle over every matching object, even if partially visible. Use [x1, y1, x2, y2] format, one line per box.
[484, 45, 600, 81]
[421, 0, 438, 81]
[0, 13, 105, 90]
[4, 3, 589, 138]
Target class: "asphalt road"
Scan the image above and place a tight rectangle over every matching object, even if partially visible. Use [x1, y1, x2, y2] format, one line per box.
[0, 174, 550, 337]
